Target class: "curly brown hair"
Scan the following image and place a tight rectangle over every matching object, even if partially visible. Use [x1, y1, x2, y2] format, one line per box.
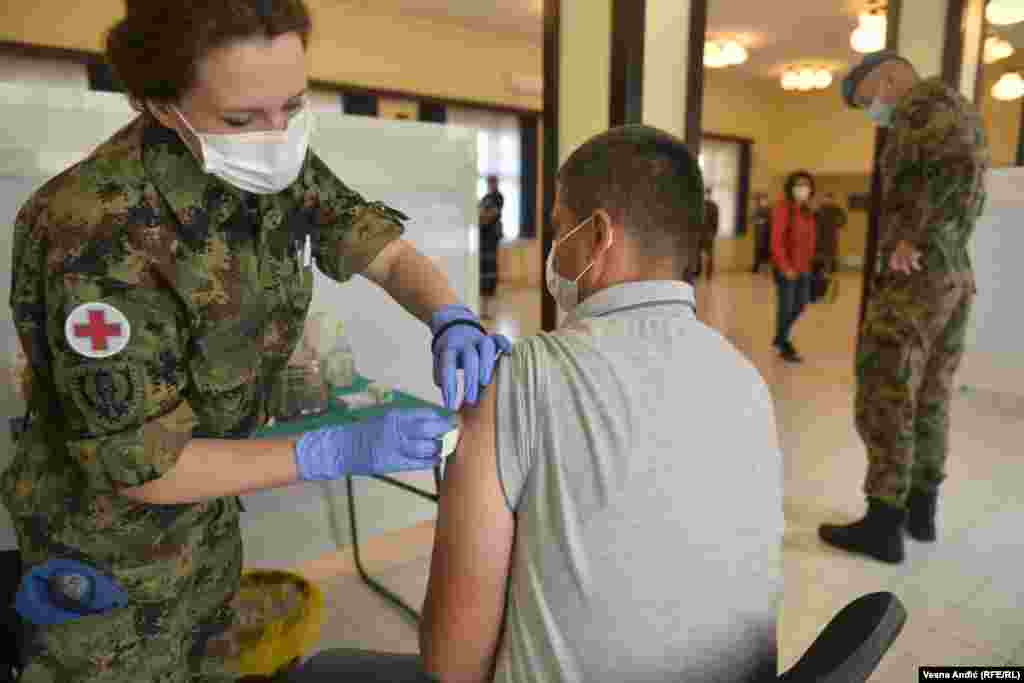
[105, 0, 312, 107]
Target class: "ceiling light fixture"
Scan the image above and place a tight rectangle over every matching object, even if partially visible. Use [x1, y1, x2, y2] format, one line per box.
[781, 66, 833, 92]
[851, 4, 888, 54]
[704, 40, 748, 69]
[993, 72, 1024, 100]
[984, 35, 1016, 64]
[986, 0, 1024, 26]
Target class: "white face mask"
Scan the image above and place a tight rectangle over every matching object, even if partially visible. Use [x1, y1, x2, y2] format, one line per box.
[867, 79, 895, 128]
[173, 106, 314, 195]
[794, 186, 811, 202]
[545, 215, 609, 312]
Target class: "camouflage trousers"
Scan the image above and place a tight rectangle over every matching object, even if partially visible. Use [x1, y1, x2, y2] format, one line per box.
[17, 524, 242, 682]
[855, 272, 975, 508]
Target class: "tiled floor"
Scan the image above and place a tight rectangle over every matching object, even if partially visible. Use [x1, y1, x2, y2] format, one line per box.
[295, 271, 1024, 679]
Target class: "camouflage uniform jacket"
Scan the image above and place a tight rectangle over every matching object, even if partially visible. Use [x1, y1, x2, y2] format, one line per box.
[2, 114, 406, 603]
[878, 77, 989, 282]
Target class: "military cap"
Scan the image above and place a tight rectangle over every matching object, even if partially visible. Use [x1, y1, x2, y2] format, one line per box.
[841, 50, 913, 109]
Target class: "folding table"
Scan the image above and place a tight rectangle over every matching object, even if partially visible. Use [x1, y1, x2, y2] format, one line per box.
[254, 375, 451, 623]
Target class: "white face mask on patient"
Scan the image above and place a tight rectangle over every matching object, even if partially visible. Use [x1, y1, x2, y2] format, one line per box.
[173, 106, 314, 195]
[545, 214, 611, 312]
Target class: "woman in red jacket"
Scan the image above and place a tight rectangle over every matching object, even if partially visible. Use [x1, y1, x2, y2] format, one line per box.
[771, 170, 818, 363]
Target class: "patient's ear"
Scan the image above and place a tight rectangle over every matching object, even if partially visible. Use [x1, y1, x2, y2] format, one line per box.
[593, 209, 616, 246]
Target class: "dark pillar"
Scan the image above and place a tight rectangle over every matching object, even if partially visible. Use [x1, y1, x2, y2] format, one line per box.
[541, 0, 561, 333]
[609, 0, 647, 127]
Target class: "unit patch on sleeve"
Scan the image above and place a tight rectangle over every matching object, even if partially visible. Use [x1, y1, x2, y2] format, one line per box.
[66, 362, 145, 434]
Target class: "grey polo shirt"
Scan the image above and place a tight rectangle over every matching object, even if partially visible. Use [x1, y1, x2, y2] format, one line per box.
[492, 281, 783, 683]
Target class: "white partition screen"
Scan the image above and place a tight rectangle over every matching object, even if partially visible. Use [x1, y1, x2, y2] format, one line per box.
[0, 84, 479, 566]
[960, 167, 1024, 397]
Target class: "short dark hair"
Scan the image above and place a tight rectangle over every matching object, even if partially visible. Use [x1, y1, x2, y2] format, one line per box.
[106, 0, 313, 105]
[783, 170, 816, 202]
[557, 125, 704, 279]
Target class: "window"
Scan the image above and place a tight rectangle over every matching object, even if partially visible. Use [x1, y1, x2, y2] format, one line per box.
[343, 93, 379, 117]
[448, 107, 523, 240]
[87, 63, 124, 93]
[699, 137, 743, 238]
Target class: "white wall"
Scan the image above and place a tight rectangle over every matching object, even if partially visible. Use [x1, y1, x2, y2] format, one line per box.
[0, 176, 44, 551]
[960, 167, 1024, 397]
[0, 82, 477, 569]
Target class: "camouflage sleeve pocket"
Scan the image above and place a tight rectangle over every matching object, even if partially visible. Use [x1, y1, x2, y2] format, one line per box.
[67, 399, 198, 492]
[329, 203, 406, 280]
[51, 274, 195, 492]
[301, 154, 406, 282]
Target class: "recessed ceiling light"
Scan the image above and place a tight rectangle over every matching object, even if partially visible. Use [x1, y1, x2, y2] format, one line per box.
[987, 0, 1024, 26]
[984, 36, 1015, 64]
[703, 40, 749, 69]
[993, 72, 1024, 100]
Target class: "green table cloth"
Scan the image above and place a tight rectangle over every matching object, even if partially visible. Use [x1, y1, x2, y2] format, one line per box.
[254, 374, 452, 439]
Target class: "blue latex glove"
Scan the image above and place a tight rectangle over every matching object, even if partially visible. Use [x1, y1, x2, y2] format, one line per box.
[295, 408, 455, 481]
[430, 304, 513, 411]
[15, 559, 129, 626]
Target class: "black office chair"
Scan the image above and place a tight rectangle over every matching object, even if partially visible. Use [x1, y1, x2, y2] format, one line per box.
[780, 591, 907, 682]
[1, 549, 24, 683]
[287, 591, 906, 682]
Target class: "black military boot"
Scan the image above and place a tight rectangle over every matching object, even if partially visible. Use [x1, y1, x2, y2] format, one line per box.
[780, 341, 803, 364]
[819, 498, 906, 564]
[906, 489, 938, 542]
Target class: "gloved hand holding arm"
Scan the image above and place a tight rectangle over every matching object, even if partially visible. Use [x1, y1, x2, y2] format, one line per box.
[358, 241, 511, 410]
[430, 304, 512, 411]
[295, 409, 456, 481]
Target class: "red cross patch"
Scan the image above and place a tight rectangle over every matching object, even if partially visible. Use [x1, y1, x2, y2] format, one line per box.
[64, 303, 132, 359]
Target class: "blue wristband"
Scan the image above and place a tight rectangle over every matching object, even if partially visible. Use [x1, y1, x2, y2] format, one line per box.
[429, 304, 477, 335]
[431, 319, 488, 353]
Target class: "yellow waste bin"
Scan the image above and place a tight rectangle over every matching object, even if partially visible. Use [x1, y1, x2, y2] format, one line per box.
[229, 570, 325, 681]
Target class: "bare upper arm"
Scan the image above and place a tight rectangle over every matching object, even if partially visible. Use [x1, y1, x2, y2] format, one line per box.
[360, 238, 410, 286]
[420, 380, 515, 681]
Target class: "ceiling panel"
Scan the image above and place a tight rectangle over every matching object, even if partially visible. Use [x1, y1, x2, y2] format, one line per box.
[321, 1, 928, 82]
[320, 0, 543, 38]
[707, 0, 867, 79]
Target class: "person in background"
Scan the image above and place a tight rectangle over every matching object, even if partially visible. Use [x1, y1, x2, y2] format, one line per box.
[814, 192, 848, 274]
[771, 171, 818, 363]
[478, 175, 505, 319]
[819, 51, 989, 564]
[699, 187, 719, 280]
[751, 193, 773, 273]
[2, 1, 507, 680]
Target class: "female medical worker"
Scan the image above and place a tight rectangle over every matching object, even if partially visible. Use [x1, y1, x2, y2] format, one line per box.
[2, 0, 509, 680]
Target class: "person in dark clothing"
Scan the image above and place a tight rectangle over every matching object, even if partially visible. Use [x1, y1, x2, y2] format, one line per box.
[699, 188, 719, 280]
[771, 171, 818, 363]
[478, 175, 504, 319]
[814, 192, 848, 274]
[751, 193, 772, 273]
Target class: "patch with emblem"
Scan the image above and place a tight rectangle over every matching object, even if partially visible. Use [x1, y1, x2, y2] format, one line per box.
[67, 363, 144, 433]
[65, 303, 132, 359]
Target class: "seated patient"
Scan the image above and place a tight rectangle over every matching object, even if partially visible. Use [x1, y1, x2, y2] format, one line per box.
[288, 125, 784, 683]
